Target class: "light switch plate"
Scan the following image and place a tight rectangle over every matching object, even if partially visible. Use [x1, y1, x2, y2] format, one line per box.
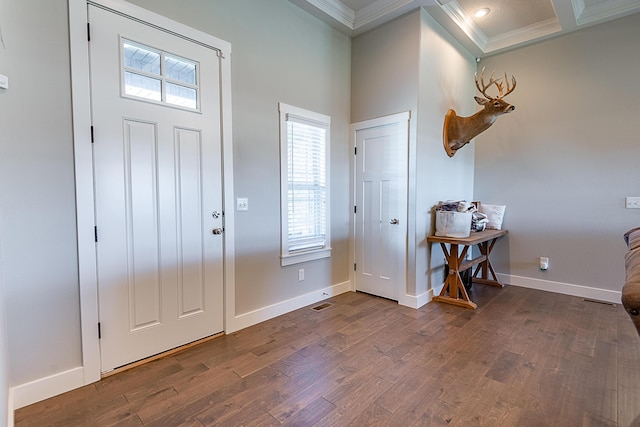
[0, 74, 8, 89]
[236, 197, 248, 211]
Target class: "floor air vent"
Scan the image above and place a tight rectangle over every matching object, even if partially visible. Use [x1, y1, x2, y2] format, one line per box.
[583, 298, 616, 307]
[311, 303, 332, 311]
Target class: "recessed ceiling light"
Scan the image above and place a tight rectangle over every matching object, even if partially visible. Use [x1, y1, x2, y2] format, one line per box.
[474, 7, 491, 18]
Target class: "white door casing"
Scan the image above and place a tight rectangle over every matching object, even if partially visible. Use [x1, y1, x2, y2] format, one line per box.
[89, 4, 225, 372]
[353, 113, 409, 301]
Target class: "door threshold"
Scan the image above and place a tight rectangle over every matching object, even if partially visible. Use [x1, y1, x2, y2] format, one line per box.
[101, 331, 225, 378]
[356, 290, 398, 303]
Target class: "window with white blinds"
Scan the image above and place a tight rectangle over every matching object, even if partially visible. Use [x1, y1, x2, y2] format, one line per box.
[279, 103, 331, 266]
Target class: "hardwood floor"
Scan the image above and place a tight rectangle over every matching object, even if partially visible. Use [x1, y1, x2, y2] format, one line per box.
[15, 285, 640, 426]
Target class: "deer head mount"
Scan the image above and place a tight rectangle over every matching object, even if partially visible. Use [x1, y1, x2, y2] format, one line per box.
[443, 68, 517, 157]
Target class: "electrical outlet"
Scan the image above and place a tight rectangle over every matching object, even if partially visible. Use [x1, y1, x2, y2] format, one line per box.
[298, 269, 304, 281]
[625, 197, 640, 209]
[539, 257, 549, 271]
[236, 197, 248, 211]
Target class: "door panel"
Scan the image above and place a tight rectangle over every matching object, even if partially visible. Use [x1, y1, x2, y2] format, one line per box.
[89, 5, 224, 372]
[355, 117, 408, 301]
[124, 119, 162, 330]
[362, 180, 374, 275]
[175, 127, 205, 317]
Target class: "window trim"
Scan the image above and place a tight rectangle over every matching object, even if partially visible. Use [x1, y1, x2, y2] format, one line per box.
[279, 102, 331, 267]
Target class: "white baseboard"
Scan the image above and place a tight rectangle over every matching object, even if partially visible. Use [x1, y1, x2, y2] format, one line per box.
[499, 273, 622, 304]
[11, 366, 84, 410]
[432, 282, 445, 300]
[404, 275, 620, 310]
[398, 289, 432, 309]
[226, 281, 352, 333]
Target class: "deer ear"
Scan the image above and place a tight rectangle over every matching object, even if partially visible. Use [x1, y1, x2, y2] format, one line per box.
[475, 96, 488, 105]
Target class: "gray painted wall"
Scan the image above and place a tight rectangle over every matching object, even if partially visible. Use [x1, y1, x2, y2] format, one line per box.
[351, 12, 420, 124]
[127, 0, 352, 315]
[415, 10, 476, 296]
[0, 0, 82, 385]
[475, 13, 640, 293]
[351, 9, 476, 298]
[0, 0, 351, 388]
[0, 214, 9, 427]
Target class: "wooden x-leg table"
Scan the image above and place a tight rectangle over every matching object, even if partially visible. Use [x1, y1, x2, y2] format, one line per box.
[427, 229, 508, 309]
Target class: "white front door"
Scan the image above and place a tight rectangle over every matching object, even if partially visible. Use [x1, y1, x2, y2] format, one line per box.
[89, 5, 224, 372]
[353, 113, 409, 301]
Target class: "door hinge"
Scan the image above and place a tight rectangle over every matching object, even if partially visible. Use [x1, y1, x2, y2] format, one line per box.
[98, 322, 101, 339]
[94, 226, 98, 242]
[354, 263, 357, 271]
[87, 23, 91, 42]
[354, 206, 357, 214]
[90, 126, 94, 143]
[354, 147, 357, 155]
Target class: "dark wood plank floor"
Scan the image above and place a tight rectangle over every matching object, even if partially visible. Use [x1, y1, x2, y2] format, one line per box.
[15, 285, 640, 426]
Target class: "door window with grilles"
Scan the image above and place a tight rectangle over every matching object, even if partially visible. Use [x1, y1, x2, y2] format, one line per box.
[121, 39, 199, 110]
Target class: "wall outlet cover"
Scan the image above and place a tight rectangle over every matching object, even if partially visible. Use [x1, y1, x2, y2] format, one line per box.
[539, 257, 549, 270]
[625, 197, 640, 209]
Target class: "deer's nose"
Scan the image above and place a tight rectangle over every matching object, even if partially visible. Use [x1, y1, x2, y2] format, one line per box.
[506, 105, 515, 112]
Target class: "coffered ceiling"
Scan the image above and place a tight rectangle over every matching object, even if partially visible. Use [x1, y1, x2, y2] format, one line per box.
[289, 0, 640, 56]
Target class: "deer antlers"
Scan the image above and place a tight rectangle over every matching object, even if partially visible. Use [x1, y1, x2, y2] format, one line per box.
[474, 68, 516, 100]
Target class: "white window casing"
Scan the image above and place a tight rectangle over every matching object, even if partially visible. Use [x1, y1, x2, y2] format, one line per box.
[279, 103, 331, 266]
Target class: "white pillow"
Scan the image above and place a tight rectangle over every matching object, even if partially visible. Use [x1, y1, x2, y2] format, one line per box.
[481, 204, 506, 230]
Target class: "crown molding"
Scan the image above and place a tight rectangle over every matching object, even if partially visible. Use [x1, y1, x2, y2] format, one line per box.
[291, 0, 640, 54]
[484, 17, 562, 53]
[573, 0, 640, 25]
[300, 0, 356, 28]
[437, 1, 488, 51]
[354, 0, 415, 29]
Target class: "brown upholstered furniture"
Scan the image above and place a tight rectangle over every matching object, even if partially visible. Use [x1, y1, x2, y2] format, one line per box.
[622, 227, 640, 335]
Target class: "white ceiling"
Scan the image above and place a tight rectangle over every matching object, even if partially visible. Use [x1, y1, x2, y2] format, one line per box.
[289, 0, 640, 56]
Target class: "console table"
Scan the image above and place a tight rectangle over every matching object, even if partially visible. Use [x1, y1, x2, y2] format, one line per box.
[427, 229, 508, 309]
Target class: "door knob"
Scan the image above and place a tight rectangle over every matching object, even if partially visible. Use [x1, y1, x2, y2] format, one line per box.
[212, 228, 223, 235]
[390, 218, 399, 225]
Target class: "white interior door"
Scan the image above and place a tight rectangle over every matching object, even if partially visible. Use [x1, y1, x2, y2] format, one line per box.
[354, 113, 409, 301]
[89, 5, 224, 372]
